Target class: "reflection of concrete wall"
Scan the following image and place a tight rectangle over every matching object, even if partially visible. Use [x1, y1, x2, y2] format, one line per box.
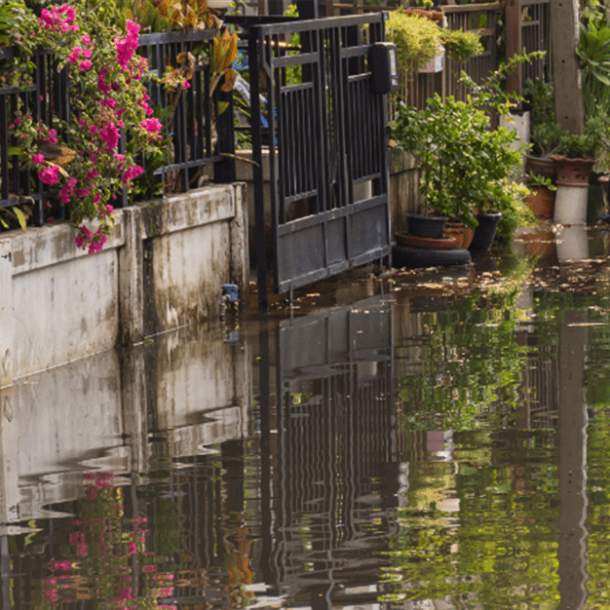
[0, 324, 250, 523]
[0, 185, 248, 387]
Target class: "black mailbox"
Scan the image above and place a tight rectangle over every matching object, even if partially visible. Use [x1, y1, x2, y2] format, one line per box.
[369, 42, 399, 94]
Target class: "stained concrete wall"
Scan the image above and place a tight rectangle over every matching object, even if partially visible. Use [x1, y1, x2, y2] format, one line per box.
[0, 184, 248, 387]
[0, 324, 251, 523]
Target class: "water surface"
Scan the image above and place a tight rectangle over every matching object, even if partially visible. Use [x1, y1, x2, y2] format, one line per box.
[2, 239, 610, 610]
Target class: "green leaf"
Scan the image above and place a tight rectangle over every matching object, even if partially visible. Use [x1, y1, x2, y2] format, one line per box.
[11, 206, 27, 231]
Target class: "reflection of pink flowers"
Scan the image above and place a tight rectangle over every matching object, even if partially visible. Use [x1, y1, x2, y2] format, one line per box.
[51, 560, 72, 571]
[142, 565, 156, 573]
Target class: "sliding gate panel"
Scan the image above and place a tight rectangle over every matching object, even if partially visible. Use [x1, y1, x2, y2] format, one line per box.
[255, 14, 391, 296]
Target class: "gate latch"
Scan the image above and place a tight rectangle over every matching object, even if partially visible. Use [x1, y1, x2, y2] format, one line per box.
[369, 42, 399, 94]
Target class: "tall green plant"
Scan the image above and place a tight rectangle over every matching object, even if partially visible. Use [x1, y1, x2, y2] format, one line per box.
[577, 0, 610, 118]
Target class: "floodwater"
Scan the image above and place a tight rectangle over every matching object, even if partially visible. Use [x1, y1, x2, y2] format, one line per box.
[2, 227, 610, 610]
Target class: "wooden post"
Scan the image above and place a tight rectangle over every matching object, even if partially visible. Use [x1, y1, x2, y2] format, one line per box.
[550, 0, 585, 134]
[505, 0, 523, 96]
[296, 0, 318, 18]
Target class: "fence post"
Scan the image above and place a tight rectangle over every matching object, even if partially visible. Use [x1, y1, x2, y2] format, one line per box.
[296, 0, 318, 18]
[505, 0, 523, 96]
[550, 0, 584, 134]
[214, 85, 237, 183]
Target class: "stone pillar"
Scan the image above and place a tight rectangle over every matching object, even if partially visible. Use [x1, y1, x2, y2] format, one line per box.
[118, 206, 145, 346]
[229, 183, 250, 310]
[0, 240, 12, 389]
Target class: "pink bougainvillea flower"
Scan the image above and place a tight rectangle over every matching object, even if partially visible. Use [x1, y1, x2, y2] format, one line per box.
[32, 153, 45, 164]
[122, 165, 144, 184]
[38, 165, 60, 186]
[47, 217, 55, 224]
[81, 34, 91, 45]
[79, 60, 92, 71]
[99, 122, 120, 150]
[140, 118, 162, 134]
[115, 20, 140, 70]
[87, 169, 99, 180]
[76, 188, 90, 197]
[67, 47, 82, 63]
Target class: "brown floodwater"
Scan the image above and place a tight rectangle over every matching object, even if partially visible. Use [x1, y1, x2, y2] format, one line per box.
[2, 227, 610, 610]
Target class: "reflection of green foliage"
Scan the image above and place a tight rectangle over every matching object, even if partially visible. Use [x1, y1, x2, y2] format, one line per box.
[155, 496, 182, 555]
[398, 297, 528, 431]
[382, 429, 560, 608]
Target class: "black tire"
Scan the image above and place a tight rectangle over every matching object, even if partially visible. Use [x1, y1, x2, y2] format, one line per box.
[392, 245, 472, 269]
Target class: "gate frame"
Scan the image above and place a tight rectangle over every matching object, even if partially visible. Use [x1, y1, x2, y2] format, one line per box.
[231, 13, 392, 308]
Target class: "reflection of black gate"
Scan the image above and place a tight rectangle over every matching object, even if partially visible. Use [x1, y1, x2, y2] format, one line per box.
[238, 14, 391, 307]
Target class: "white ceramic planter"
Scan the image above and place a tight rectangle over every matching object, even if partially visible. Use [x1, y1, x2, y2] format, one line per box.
[208, 0, 232, 10]
[554, 184, 588, 225]
[419, 45, 445, 73]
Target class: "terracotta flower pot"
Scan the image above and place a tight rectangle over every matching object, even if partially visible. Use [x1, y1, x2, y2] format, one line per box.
[444, 222, 475, 249]
[550, 155, 595, 187]
[525, 185, 555, 219]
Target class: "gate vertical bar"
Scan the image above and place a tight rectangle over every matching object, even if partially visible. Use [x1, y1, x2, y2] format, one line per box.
[249, 28, 269, 309]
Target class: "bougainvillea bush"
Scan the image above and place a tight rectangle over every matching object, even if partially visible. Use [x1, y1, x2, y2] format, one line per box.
[6, 1, 168, 254]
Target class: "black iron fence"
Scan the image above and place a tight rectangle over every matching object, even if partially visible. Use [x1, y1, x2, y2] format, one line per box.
[0, 30, 232, 227]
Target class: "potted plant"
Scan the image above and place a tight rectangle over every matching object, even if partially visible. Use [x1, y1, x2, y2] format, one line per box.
[393, 91, 532, 250]
[550, 128, 600, 186]
[523, 78, 562, 181]
[524, 172, 557, 219]
[386, 9, 482, 78]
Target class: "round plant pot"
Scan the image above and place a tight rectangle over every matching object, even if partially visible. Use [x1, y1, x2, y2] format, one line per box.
[550, 155, 596, 187]
[444, 222, 475, 249]
[525, 185, 555, 219]
[525, 154, 557, 182]
[407, 214, 448, 239]
[468, 213, 502, 252]
[395, 232, 456, 250]
[208, 0, 232, 13]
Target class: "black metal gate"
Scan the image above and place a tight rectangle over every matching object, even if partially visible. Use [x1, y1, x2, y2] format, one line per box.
[238, 13, 392, 308]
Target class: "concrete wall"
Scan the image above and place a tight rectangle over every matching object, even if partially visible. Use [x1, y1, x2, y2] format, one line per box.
[0, 184, 248, 387]
[0, 323, 251, 523]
